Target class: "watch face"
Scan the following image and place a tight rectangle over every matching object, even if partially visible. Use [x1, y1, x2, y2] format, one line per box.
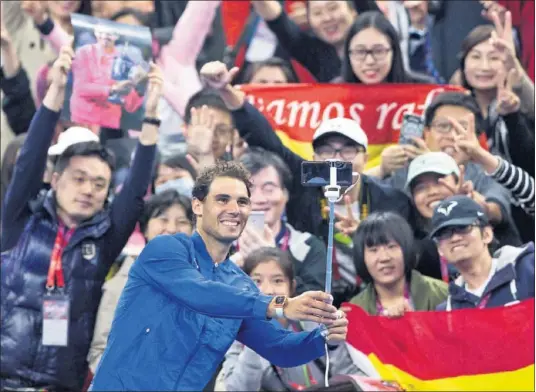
[275, 296, 286, 305]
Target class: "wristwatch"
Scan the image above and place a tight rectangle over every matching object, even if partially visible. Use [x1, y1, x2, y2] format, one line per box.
[272, 295, 288, 319]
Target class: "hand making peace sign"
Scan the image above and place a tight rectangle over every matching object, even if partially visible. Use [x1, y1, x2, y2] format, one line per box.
[324, 195, 360, 236]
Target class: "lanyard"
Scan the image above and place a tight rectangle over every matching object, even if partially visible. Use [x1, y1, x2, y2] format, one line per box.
[439, 256, 449, 283]
[477, 293, 492, 309]
[376, 283, 412, 315]
[279, 229, 290, 251]
[46, 223, 75, 290]
[283, 322, 317, 389]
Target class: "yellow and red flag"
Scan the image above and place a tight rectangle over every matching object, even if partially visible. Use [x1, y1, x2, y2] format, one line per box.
[240, 84, 464, 168]
[344, 299, 535, 391]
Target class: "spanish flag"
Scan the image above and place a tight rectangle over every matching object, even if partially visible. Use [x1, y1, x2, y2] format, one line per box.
[240, 84, 463, 168]
[344, 299, 535, 391]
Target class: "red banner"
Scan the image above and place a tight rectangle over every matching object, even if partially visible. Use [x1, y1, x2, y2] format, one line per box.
[240, 83, 463, 168]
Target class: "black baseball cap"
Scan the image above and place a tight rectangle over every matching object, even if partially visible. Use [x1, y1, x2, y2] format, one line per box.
[429, 195, 489, 239]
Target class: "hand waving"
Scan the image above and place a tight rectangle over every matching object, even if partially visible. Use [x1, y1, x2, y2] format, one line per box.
[200, 61, 240, 90]
[185, 105, 217, 159]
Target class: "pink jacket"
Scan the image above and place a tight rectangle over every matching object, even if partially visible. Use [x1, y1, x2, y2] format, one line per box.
[70, 43, 144, 129]
[44, 0, 220, 118]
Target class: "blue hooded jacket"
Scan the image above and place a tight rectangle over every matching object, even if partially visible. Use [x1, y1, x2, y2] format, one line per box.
[90, 232, 327, 391]
[437, 242, 535, 311]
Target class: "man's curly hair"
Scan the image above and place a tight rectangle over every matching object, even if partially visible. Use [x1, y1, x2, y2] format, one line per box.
[192, 161, 252, 202]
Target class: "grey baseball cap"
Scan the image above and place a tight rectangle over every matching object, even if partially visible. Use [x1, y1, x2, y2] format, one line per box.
[405, 152, 460, 192]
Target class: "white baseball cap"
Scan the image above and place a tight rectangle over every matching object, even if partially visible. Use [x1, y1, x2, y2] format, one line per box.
[403, 1, 424, 9]
[312, 118, 368, 150]
[48, 127, 100, 156]
[405, 152, 460, 191]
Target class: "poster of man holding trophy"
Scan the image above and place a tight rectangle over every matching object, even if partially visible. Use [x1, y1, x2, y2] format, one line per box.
[66, 13, 152, 131]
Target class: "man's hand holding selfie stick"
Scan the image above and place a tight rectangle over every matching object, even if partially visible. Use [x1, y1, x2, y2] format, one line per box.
[266, 292, 348, 344]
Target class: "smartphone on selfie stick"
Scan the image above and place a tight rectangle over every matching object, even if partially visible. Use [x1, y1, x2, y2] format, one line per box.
[301, 160, 353, 295]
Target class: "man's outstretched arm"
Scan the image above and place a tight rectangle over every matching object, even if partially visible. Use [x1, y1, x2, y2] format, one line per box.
[237, 319, 326, 368]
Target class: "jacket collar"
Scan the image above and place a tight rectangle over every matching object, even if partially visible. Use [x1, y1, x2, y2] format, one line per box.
[31, 189, 111, 247]
[355, 270, 437, 314]
[449, 262, 517, 301]
[191, 231, 233, 275]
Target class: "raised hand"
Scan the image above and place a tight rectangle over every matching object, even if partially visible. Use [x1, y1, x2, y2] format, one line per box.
[488, 9, 523, 87]
[403, 137, 430, 160]
[200, 61, 240, 90]
[323, 195, 359, 236]
[21, 0, 48, 25]
[380, 145, 409, 177]
[238, 225, 276, 259]
[283, 291, 338, 324]
[288, 1, 308, 28]
[185, 105, 217, 159]
[49, 43, 75, 89]
[451, 114, 483, 159]
[438, 164, 475, 199]
[496, 68, 521, 116]
[0, 2, 11, 49]
[144, 62, 164, 117]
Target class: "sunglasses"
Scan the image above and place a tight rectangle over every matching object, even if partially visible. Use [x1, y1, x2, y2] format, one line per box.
[434, 224, 480, 241]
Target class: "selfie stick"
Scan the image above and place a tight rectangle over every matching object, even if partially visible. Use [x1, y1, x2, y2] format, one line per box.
[322, 162, 342, 388]
[324, 163, 342, 296]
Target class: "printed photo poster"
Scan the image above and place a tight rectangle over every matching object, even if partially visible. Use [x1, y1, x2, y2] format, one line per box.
[61, 13, 153, 131]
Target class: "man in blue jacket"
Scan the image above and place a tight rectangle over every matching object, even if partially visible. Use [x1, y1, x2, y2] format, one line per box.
[1, 46, 162, 391]
[430, 195, 535, 311]
[91, 161, 349, 391]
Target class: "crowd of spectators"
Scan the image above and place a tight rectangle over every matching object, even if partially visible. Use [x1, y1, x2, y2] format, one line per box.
[0, 1, 534, 391]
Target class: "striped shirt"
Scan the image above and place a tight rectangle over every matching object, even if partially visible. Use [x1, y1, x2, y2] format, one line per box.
[491, 156, 535, 217]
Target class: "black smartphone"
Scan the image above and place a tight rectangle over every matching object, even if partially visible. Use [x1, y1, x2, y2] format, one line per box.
[301, 161, 353, 187]
[399, 114, 424, 145]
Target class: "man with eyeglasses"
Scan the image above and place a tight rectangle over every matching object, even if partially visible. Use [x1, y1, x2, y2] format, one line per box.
[378, 91, 521, 248]
[199, 61, 414, 305]
[430, 196, 534, 311]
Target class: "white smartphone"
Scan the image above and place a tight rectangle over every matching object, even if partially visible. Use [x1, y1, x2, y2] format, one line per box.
[247, 211, 265, 232]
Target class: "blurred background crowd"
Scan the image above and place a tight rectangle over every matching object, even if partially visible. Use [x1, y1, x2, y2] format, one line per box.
[0, 1, 534, 391]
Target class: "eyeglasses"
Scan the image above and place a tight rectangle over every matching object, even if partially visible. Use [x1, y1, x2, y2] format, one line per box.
[315, 145, 365, 161]
[250, 183, 283, 198]
[430, 120, 470, 134]
[214, 124, 234, 138]
[434, 224, 479, 241]
[348, 47, 391, 62]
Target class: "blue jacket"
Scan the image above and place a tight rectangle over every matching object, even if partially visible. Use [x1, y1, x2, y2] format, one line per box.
[90, 232, 327, 391]
[437, 242, 535, 311]
[0, 106, 155, 390]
